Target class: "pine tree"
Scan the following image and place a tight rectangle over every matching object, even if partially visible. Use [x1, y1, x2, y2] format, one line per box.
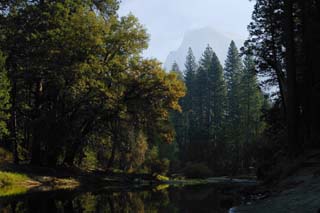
[196, 45, 214, 135]
[225, 41, 243, 129]
[183, 48, 198, 146]
[184, 48, 197, 110]
[239, 55, 267, 168]
[170, 62, 186, 158]
[224, 41, 244, 173]
[209, 52, 227, 141]
[0, 51, 10, 139]
[243, 0, 286, 107]
[240, 55, 264, 144]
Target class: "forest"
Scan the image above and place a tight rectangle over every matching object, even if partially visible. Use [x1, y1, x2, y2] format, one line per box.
[0, 0, 186, 173]
[0, 0, 320, 211]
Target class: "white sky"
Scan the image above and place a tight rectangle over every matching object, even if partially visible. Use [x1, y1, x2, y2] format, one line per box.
[119, 0, 255, 63]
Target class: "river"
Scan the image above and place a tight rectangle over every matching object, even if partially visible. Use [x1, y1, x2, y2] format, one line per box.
[0, 183, 246, 213]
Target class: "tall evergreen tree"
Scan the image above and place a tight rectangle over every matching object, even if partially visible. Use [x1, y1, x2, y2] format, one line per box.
[243, 0, 286, 107]
[240, 55, 265, 143]
[170, 62, 186, 159]
[225, 41, 243, 128]
[196, 45, 214, 135]
[224, 41, 244, 173]
[239, 55, 266, 168]
[183, 48, 197, 145]
[183, 48, 197, 111]
[209, 52, 227, 142]
[206, 52, 228, 172]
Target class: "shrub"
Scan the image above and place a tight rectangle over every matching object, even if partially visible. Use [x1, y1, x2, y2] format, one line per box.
[150, 159, 170, 175]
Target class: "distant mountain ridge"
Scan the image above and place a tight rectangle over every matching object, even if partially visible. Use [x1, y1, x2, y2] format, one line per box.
[164, 27, 245, 71]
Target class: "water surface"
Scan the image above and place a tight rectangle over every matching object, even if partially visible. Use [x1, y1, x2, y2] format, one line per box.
[0, 184, 243, 213]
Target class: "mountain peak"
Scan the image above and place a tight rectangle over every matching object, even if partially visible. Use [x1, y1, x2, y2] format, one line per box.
[164, 27, 244, 70]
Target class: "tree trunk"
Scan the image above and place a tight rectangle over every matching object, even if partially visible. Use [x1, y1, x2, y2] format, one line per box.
[31, 80, 43, 165]
[10, 79, 19, 164]
[106, 136, 117, 170]
[284, 0, 299, 154]
[63, 141, 79, 166]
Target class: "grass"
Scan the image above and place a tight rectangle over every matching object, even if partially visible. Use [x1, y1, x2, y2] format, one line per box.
[155, 174, 170, 181]
[0, 185, 28, 197]
[0, 171, 30, 197]
[0, 171, 29, 186]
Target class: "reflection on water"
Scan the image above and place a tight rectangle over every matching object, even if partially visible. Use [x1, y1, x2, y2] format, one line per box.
[0, 184, 241, 213]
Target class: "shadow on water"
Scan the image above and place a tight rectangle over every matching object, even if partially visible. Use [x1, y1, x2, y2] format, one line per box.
[0, 184, 244, 213]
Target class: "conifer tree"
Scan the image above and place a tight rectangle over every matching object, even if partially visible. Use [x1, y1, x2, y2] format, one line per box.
[240, 55, 264, 143]
[184, 48, 197, 111]
[170, 62, 186, 158]
[224, 41, 244, 173]
[209, 52, 227, 141]
[196, 45, 213, 135]
[225, 41, 244, 127]
[243, 0, 286, 106]
[238, 55, 266, 168]
[183, 48, 197, 145]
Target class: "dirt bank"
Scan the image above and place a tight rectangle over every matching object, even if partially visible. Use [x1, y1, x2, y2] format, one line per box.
[231, 166, 320, 212]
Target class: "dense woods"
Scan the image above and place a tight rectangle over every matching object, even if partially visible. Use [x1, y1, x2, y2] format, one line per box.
[241, 0, 320, 180]
[0, 0, 185, 173]
[170, 42, 267, 176]
[0, 0, 319, 183]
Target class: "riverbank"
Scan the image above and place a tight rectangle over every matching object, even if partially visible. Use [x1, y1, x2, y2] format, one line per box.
[231, 152, 320, 213]
[0, 163, 257, 198]
[0, 169, 79, 197]
[232, 174, 320, 213]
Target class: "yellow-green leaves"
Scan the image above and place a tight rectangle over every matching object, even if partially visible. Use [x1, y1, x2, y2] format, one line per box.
[0, 52, 10, 138]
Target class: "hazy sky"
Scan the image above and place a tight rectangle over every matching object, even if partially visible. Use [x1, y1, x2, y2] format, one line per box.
[119, 0, 254, 63]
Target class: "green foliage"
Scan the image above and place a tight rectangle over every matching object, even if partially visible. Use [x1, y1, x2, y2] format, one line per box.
[209, 52, 227, 141]
[0, 0, 185, 170]
[225, 41, 244, 130]
[80, 148, 98, 171]
[240, 55, 265, 141]
[170, 41, 267, 176]
[243, 0, 285, 93]
[0, 52, 10, 139]
[0, 0, 270, 177]
[145, 146, 170, 175]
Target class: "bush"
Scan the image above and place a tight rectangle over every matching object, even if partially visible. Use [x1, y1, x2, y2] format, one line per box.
[182, 162, 213, 179]
[150, 159, 170, 175]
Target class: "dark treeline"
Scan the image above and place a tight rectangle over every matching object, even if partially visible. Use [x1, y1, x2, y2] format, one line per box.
[241, 0, 320, 180]
[170, 43, 268, 176]
[0, 0, 185, 173]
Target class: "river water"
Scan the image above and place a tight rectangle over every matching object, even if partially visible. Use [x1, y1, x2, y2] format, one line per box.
[0, 184, 245, 213]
